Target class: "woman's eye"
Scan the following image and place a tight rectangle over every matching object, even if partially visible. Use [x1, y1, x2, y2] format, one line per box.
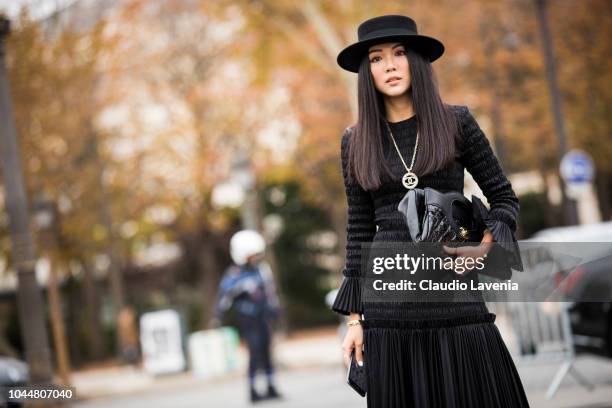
[370, 56, 381, 63]
[396, 50, 406, 56]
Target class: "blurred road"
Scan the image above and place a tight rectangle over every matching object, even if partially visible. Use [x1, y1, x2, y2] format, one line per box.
[74, 364, 364, 408]
[71, 323, 612, 408]
[73, 355, 612, 408]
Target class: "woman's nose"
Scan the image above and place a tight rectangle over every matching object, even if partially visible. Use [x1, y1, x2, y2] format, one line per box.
[385, 58, 396, 71]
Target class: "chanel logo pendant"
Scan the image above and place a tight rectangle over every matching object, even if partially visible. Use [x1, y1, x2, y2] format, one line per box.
[402, 171, 418, 189]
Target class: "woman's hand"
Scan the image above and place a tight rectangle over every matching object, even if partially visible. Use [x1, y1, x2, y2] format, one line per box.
[442, 229, 494, 275]
[342, 313, 364, 368]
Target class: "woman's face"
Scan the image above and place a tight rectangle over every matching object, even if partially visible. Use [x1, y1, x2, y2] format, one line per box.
[368, 42, 411, 97]
[246, 252, 264, 266]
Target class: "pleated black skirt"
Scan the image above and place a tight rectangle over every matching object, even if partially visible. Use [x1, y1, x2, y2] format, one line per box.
[360, 301, 530, 408]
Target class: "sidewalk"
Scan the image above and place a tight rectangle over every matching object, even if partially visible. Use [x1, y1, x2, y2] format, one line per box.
[71, 325, 612, 407]
[518, 355, 612, 408]
[71, 327, 343, 401]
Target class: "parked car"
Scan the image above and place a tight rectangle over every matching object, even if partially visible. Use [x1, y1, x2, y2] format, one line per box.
[528, 221, 612, 357]
[0, 355, 29, 407]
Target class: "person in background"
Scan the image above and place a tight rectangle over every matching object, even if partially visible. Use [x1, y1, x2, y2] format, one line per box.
[117, 306, 139, 365]
[210, 229, 283, 404]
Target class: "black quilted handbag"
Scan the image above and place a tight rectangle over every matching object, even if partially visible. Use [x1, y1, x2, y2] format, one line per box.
[397, 187, 486, 244]
[397, 187, 518, 279]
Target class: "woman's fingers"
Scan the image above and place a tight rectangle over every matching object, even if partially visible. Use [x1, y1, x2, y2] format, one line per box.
[442, 244, 492, 275]
[342, 325, 364, 367]
[442, 244, 457, 255]
[355, 341, 364, 366]
[442, 245, 456, 271]
[342, 342, 354, 367]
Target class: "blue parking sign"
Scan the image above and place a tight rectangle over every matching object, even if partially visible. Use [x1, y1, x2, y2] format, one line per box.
[560, 150, 594, 184]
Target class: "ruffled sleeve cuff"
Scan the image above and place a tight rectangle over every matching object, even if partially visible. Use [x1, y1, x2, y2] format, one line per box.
[472, 197, 524, 272]
[331, 272, 363, 316]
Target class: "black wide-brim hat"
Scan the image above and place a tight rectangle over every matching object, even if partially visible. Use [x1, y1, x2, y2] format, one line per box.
[337, 15, 444, 73]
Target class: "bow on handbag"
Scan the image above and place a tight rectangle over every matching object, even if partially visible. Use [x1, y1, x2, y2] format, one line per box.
[397, 187, 486, 244]
[397, 187, 524, 278]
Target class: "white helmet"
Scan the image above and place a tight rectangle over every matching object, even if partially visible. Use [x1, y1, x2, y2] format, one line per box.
[230, 229, 266, 265]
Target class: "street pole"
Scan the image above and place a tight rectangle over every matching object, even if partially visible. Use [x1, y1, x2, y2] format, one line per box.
[46, 251, 71, 385]
[89, 128, 127, 357]
[534, 0, 579, 226]
[231, 152, 260, 231]
[33, 197, 71, 386]
[230, 152, 288, 335]
[0, 16, 53, 384]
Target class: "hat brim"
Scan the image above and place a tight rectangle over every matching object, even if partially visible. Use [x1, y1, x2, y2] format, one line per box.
[337, 34, 444, 73]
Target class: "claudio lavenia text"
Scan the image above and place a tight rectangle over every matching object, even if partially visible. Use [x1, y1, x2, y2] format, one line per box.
[372, 279, 519, 291]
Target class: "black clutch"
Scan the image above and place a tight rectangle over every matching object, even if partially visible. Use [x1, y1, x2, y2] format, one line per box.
[397, 187, 486, 244]
[346, 348, 367, 397]
[397, 187, 518, 279]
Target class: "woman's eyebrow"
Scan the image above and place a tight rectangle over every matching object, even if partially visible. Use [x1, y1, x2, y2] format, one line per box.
[368, 44, 404, 54]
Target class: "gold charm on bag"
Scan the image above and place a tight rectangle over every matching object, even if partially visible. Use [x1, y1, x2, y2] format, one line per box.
[384, 120, 419, 189]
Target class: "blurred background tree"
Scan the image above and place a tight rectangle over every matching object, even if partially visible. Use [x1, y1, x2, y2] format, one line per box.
[0, 0, 610, 367]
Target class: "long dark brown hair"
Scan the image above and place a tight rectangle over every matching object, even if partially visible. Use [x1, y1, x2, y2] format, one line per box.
[346, 46, 461, 191]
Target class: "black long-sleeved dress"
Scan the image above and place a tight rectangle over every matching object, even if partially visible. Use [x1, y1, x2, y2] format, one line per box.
[332, 104, 530, 407]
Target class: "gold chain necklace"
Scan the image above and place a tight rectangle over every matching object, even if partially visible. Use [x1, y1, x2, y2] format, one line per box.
[384, 120, 419, 189]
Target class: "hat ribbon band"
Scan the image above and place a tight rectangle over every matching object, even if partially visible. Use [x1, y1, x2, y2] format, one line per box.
[361, 28, 419, 41]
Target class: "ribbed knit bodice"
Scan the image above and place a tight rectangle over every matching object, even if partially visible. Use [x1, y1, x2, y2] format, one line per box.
[331, 104, 521, 319]
[375, 113, 467, 236]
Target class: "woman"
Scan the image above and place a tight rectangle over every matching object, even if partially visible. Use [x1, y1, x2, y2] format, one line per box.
[332, 15, 530, 407]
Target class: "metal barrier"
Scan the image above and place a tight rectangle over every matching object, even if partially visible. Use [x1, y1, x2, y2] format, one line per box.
[506, 301, 594, 398]
[486, 275, 595, 399]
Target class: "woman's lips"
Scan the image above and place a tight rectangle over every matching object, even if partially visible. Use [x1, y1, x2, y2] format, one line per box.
[387, 78, 401, 85]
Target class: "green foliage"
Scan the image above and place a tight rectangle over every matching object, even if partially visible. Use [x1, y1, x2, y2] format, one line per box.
[262, 181, 338, 329]
[518, 192, 550, 238]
